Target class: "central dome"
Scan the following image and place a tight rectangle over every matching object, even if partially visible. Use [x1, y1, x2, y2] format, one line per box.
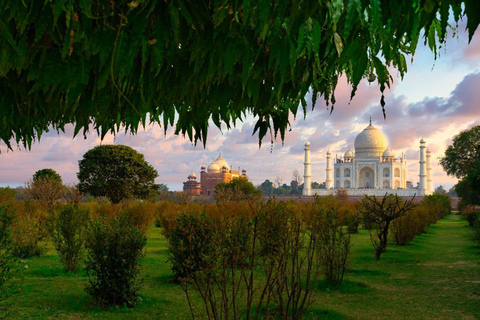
[214, 154, 229, 171]
[354, 123, 388, 158]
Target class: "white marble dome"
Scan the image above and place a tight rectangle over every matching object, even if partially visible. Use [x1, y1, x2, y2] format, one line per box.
[344, 149, 354, 159]
[214, 154, 229, 170]
[382, 148, 394, 158]
[354, 123, 388, 158]
[207, 161, 220, 173]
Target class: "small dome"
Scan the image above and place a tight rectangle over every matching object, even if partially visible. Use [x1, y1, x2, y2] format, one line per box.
[188, 172, 197, 179]
[214, 154, 229, 170]
[354, 123, 388, 158]
[382, 148, 395, 158]
[344, 149, 354, 159]
[207, 161, 220, 173]
[420, 138, 425, 144]
[305, 140, 310, 146]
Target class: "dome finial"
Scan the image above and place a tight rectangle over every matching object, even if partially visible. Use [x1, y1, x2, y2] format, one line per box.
[369, 116, 372, 125]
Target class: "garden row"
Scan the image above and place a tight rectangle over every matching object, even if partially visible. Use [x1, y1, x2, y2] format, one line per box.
[0, 187, 452, 319]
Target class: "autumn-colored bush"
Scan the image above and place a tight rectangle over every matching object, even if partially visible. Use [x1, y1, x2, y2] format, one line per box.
[167, 199, 348, 319]
[10, 201, 49, 257]
[315, 206, 351, 286]
[0, 188, 17, 205]
[121, 201, 155, 234]
[391, 209, 420, 245]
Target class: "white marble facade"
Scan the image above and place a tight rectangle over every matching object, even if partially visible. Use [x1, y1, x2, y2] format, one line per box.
[302, 121, 432, 197]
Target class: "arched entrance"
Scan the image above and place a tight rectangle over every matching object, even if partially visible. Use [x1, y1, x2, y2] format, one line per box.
[359, 167, 375, 188]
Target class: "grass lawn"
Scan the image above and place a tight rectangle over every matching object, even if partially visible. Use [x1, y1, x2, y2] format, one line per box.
[3, 213, 480, 319]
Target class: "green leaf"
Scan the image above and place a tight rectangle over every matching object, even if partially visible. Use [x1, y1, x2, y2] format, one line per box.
[312, 19, 321, 54]
[333, 32, 343, 57]
[465, 0, 480, 43]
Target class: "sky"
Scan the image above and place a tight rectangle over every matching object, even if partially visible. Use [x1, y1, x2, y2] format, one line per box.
[1, 23, 479, 191]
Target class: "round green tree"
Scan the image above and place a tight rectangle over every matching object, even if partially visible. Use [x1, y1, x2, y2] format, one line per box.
[33, 168, 62, 184]
[440, 125, 480, 205]
[77, 145, 159, 203]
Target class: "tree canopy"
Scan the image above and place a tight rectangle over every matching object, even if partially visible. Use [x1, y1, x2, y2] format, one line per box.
[214, 178, 262, 202]
[77, 145, 158, 203]
[0, 1, 479, 149]
[440, 125, 480, 206]
[33, 168, 63, 184]
[440, 125, 480, 179]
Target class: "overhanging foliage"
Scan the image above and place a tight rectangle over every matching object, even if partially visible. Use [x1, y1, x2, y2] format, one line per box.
[0, 0, 478, 149]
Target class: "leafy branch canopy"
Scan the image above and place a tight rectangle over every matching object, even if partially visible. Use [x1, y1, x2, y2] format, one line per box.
[0, 0, 478, 149]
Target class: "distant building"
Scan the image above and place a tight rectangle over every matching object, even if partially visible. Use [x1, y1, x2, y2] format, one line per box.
[182, 154, 247, 196]
[183, 172, 201, 195]
[303, 120, 433, 197]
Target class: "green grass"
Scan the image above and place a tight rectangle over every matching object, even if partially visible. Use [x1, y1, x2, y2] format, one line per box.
[3, 213, 480, 319]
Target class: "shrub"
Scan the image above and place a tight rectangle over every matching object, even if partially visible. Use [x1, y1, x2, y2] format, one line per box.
[121, 202, 155, 234]
[0, 205, 21, 301]
[465, 211, 480, 227]
[168, 211, 216, 282]
[85, 214, 147, 307]
[167, 200, 331, 319]
[473, 219, 480, 245]
[422, 194, 452, 223]
[391, 209, 419, 245]
[317, 207, 351, 287]
[10, 201, 49, 258]
[51, 204, 89, 273]
[0, 188, 17, 205]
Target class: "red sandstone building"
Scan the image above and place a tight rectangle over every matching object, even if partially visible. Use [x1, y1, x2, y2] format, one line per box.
[183, 154, 247, 195]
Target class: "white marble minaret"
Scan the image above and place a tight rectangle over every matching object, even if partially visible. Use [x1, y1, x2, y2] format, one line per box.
[419, 139, 427, 195]
[426, 149, 432, 193]
[303, 141, 311, 196]
[325, 150, 333, 189]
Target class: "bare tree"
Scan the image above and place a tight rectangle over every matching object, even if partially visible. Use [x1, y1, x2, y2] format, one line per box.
[360, 194, 416, 260]
[63, 184, 85, 204]
[274, 176, 283, 188]
[292, 169, 303, 186]
[22, 178, 64, 208]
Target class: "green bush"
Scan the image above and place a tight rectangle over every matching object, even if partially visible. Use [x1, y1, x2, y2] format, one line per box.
[85, 214, 147, 307]
[51, 204, 89, 273]
[465, 211, 480, 227]
[0, 205, 21, 301]
[167, 212, 216, 282]
[422, 194, 452, 223]
[318, 208, 351, 287]
[473, 219, 480, 245]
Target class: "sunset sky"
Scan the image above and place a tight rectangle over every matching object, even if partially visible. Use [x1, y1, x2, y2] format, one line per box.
[1, 24, 479, 191]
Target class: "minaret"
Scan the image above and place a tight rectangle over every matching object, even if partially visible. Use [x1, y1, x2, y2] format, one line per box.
[419, 139, 427, 195]
[326, 150, 333, 189]
[426, 149, 432, 194]
[303, 140, 311, 196]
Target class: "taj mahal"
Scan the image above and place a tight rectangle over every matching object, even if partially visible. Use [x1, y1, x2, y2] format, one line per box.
[302, 120, 433, 197]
